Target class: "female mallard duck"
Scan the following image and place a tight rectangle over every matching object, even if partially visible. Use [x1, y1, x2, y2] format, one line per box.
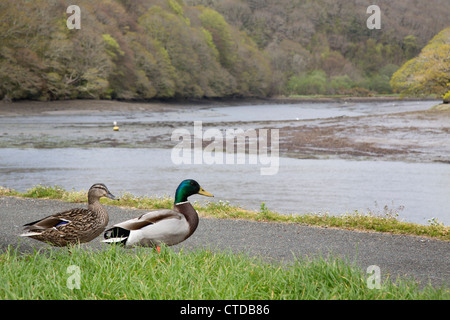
[103, 179, 213, 250]
[20, 183, 118, 247]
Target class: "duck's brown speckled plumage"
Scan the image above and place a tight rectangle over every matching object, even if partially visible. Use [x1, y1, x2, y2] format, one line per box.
[21, 183, 117, 247]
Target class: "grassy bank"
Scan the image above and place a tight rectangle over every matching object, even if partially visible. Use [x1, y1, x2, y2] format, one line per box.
[1, 185, 448, 300]
[1, 244, 447, 300]
[0, 185, 448, 241]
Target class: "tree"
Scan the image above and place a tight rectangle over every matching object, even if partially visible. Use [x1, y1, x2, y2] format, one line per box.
[402, 35, 419, 60]
[391, 27, 450, 97]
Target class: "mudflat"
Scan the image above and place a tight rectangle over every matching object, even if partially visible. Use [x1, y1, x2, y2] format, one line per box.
[1, 98, 449, 163]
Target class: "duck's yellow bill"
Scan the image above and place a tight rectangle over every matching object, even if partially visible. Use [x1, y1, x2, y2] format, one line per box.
[198, 187, 214, 197]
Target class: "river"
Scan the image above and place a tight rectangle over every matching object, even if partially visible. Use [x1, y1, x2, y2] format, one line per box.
[0, 99, 448, 225]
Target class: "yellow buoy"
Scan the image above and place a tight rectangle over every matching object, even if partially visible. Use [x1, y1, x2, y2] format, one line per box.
[113, 121, 119, 131]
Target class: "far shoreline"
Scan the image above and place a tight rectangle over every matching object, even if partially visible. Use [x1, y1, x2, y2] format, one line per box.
[0, 95, 443, 116]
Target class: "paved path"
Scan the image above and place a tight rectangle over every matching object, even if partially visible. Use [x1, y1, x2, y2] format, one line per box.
[1, 197, 449, 287]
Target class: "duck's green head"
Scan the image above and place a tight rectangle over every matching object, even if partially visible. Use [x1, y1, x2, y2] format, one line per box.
[174, 179, 213, 204]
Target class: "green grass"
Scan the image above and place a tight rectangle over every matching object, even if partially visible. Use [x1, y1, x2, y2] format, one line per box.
[1, 185, 448, 241]
[0, 244, 447, 300]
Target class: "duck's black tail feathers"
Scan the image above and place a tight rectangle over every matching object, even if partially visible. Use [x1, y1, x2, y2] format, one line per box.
[103, 227, 130, 246]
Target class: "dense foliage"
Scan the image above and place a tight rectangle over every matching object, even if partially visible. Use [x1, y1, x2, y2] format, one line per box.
[188, 0, 450, 97]
[391, 27, 450, 101]
[1, 0, 449, 100]
[0, 0, 271, 100]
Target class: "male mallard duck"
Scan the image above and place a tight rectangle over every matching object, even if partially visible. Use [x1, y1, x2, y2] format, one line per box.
[20, 183, 118, 247]
[103, 179, 213, 250]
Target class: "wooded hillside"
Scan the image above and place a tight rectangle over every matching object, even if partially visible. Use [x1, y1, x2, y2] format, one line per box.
[391, 27, 450, 101]
[0, 0, 271, 100]
[1, 0, 449, 101]
[188, 0, 450, 96]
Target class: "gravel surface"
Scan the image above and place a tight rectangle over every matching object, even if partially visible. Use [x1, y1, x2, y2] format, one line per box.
[1, 196, 449, 288]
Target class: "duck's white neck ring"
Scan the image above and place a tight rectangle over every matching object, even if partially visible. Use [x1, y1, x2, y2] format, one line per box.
[175, 201, 190, 205]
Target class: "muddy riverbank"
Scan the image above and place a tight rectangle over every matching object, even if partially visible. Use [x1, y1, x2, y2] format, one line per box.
[0, 99, 448, 163]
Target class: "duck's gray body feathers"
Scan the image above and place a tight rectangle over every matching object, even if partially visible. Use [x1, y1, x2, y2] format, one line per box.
[103, 202, 199, 248]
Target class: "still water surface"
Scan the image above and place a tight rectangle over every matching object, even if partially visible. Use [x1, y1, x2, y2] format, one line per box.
[1, 147, 448, 225]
